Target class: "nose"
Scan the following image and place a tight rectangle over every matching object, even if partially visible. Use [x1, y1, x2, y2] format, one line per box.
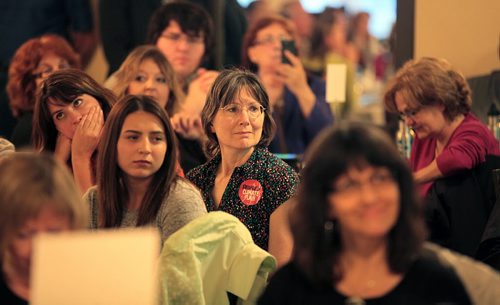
[145, 78, 156, 90]
[176, 37, 190, 51]
[69, 109, 82, 125]
[138, 138, 152, 154]
[237, 108, 251, 125]
[358, 183, 378, 206]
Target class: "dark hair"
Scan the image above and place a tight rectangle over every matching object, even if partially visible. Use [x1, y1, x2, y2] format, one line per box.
[241, 15, 297, 72]
[96, 95, 178, 227]
[146, 1, 213, 59]
[7, 34, 81, 117]
[33, 69, 116, 152]
[202, 69, 276, 158]
[384, 57, 472, 121]
[292, 122, 426, 286]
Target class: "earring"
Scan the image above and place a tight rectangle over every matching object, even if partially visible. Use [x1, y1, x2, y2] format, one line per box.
[324, 220, 335, 244]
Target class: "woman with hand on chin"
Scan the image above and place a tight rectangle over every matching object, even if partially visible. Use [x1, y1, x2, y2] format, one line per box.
[187, 69, 299, 251]
[84, 95, 206, 245]
[32, 69, 115, 194]
[384, 57, 500, 195]
[242, 15, 333, 154]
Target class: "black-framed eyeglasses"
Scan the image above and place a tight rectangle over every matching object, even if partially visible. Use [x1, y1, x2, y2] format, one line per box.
[399, 106, 422, 120]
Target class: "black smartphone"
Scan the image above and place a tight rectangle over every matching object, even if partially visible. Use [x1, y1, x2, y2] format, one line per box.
[281, 40, 298, 65]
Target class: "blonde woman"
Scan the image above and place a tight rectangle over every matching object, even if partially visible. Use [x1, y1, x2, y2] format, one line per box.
[112, 45, 206, 172]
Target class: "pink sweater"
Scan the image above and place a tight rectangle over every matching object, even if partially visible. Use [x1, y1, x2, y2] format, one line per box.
[410, 113, 500, 195]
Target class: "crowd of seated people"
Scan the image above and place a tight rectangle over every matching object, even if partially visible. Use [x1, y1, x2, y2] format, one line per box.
[0, 1, 499, 305]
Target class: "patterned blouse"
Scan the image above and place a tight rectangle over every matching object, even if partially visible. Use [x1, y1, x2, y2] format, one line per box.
[187, 147, 299, 250]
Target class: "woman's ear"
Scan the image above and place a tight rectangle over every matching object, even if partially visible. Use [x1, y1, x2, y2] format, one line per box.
[247, 47, 258, 64]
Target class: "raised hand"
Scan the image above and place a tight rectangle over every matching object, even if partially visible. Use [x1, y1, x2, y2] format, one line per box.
[71, 106, 104, 159]
[170, 111, 205, 140]
[184, 69, 219, 114]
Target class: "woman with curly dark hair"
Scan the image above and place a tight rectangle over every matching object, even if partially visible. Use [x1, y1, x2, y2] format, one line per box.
[259, 122, 500, 305]
[7, 34, 80, 148]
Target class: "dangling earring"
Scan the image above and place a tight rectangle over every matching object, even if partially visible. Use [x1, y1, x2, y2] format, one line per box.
[324, 219, 335, 244]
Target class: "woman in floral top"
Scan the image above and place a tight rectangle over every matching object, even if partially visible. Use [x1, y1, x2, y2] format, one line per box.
[187, 69, 299, 251]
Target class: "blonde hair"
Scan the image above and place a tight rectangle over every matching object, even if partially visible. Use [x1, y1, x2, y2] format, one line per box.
[0, 153, 88, 257]
[112, 45, 185, 115]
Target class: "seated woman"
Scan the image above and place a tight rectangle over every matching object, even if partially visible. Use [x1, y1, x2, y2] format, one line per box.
[258, 122, 500, 305]
[83, 95, 206, 246]
[32, 69, 116, 194]
[385, 57, 500, 194]
[242, 15, 333, 154]
[0, 153, 88, 305]
[111, 45, 206, 172]
[7, 34, 80, 148]
[186, 69, 299, 251]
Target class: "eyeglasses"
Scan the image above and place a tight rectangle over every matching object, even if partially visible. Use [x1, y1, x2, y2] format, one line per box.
[330, 170, 396, 196]
[220, 103, 266, 120]
[253, 35, 292, 46]
[32, 62, 71, 79]
[399, 106, 422, 120]
[160, 33, 204, 45]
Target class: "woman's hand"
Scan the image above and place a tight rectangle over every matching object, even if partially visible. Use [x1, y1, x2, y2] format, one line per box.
[184, 69, 219, 114]
[71, 106, 104, 159]
[54, 133, 72, 163]
[275, 51, 316, 117]
[170, 111, 205, 140]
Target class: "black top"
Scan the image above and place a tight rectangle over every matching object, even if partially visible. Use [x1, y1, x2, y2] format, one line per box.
[176, 133, 206, 173]
[258, 253, 472, 305]
[0, 272, 28, 305]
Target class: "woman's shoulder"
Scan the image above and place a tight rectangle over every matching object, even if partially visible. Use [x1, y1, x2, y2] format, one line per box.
[82, 185, 98, 203]
[257, 148, 299, 180]
[186, 157, 218, 181]
[421, 243, 500, 303]
[165, 178, 206, 209]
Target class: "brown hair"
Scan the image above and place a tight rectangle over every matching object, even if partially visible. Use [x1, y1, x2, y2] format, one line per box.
[202, 69, 276, 158]
[0, 153, 88, 259]
[96, 95, 178, 227]
[7, 34, 81, 117]
[33, 69, 116, 152]
[112, 45, 184, 115]
[241, 15, 298, 72]
[384, 57, 472, 121]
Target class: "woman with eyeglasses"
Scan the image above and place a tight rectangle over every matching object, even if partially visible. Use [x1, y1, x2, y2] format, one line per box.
[7, 34, 80, 148]
[384, 57, 500, 196]
[186, 69, 299, 251]
[242, 15, 333, 154]
[258, 122, 500, 305]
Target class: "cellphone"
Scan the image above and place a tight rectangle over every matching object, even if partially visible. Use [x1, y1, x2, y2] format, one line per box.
[281, 40, 298, 65]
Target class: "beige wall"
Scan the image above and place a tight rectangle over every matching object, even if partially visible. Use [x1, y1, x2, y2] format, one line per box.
[415, 0, 500, 77]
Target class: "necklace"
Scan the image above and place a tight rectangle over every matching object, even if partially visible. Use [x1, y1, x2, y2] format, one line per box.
[345, 297, 366, 305]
